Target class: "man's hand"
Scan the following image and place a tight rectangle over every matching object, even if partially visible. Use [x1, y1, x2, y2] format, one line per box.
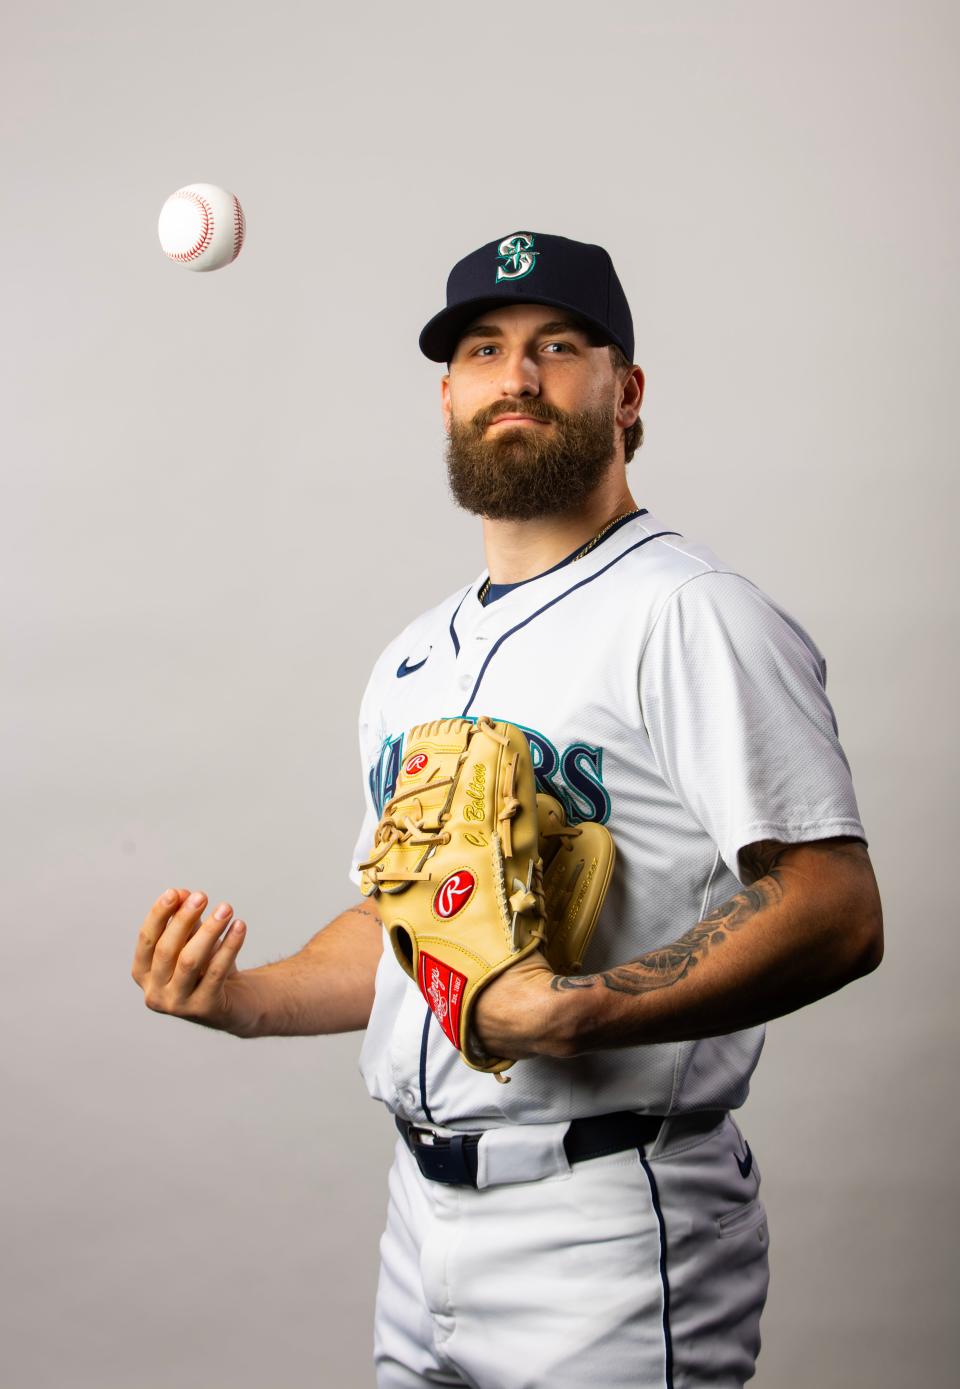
[471, 950, 573, 1062]
[131, 887, 260, 1037]
[133, 890, 383, 1039]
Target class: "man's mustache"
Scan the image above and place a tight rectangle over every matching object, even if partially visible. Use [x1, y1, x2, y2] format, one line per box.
[469, 399, 564, 432]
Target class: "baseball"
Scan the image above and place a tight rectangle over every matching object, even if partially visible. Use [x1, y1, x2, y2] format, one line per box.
[157, 183, 246, 272]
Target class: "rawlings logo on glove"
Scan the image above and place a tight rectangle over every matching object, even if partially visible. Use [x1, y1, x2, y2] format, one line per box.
[358, 716, 615, 1080]
[433, 871, 476, 919]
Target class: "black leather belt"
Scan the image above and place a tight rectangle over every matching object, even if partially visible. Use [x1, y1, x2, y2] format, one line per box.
[395, 1110, 666, 1187]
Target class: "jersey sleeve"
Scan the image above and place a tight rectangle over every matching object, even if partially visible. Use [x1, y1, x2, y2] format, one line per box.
[638, 569, 867, 883]
[348, 669, 383, 889]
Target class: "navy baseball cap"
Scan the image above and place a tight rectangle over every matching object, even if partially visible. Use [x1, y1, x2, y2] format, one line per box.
[419, 230, 634, 364]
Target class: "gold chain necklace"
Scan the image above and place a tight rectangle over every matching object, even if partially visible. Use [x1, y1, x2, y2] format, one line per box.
[478, 508, 644, 604]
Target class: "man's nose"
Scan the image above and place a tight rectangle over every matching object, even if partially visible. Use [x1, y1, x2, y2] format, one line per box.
[498, 348, 540, 398]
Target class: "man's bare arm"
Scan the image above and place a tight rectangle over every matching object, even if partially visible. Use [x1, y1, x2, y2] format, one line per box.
[131, 888, 383, 1040]
[238, 900, 383, 1038]
[473, 837, 883, 1059]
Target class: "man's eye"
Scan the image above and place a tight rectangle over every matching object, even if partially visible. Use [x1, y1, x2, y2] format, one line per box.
[472, 344, 498, 357]
[542, 341, 573, 353]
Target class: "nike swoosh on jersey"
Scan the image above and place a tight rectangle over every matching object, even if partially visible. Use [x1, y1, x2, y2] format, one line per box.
[735, 1143, 754, 1179]
[396, 653, 430, 678]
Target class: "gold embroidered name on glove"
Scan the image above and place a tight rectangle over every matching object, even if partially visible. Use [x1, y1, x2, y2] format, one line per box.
[358, 716, 615, 1079]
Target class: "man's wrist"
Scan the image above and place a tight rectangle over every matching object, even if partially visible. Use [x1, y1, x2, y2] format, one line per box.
[221, 970, 273, 1039]
[542, 972, 601, 1058]
[543, 970, 653, 1057]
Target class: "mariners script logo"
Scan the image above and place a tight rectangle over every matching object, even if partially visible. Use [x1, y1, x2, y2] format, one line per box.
[496, 231, 538, 283]
[434, 870, 476, 919]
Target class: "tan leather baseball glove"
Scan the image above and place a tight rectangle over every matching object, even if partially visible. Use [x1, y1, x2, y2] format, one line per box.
[358, 716, 615, 1080]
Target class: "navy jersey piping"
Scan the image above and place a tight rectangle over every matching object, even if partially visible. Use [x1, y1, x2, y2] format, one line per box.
[449, 510, 651, 645]
[448, 587, 470, 657]
[460, 531, 681, 715]
[481, 509, 649, 607]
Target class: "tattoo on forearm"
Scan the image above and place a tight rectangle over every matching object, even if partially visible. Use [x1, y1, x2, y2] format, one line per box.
[550, 873, 784, 996]
[739, 839, 790, 884]
[740, 835, 868, 884]
[349, 902, 381, 925]
[549, 834, 871, 1003]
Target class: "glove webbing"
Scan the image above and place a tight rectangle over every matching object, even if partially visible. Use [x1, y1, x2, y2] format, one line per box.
[358, 716, 526, 887]
[539, 815, 586, 919]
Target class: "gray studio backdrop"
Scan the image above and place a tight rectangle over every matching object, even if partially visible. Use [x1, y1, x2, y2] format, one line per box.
[2, 3, 957, 1386]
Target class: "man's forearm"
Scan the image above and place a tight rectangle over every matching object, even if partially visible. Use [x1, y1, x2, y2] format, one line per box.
[551, 838, 883, 1053]
[232, 902, 383, 1039]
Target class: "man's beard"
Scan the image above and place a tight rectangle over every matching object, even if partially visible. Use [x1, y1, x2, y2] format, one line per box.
[444, 397, 617, 521]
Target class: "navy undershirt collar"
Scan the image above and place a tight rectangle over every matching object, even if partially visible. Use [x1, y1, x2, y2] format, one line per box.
[479, 508, 648, 606]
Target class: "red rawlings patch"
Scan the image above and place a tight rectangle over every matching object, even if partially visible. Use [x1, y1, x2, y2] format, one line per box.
[433, 870, 476, 920]
[404, 752, 428, 776]
[419, 952, 466, 1049]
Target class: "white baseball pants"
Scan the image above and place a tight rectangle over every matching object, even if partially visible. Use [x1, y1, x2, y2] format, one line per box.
[373, 1112, 769, 1388]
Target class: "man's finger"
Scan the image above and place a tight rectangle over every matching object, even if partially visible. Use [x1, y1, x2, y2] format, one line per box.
[197, 917, 247, 984]
[173, 902, 236, 983]
[131, 888, 192, 985]
[148, 891, 209, 986]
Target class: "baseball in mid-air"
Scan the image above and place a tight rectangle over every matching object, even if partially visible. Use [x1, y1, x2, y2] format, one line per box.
[157, 183, 246, 272]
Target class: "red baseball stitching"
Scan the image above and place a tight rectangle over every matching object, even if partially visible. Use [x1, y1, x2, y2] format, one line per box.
[166, 189, 214, 262]
[231, 195, 245, 262]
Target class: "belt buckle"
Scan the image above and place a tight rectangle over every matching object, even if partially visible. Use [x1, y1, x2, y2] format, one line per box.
[428, 1134, 474, 1185]
[408, 1123, 445, 1147]
[403, 1122, 478, 1187]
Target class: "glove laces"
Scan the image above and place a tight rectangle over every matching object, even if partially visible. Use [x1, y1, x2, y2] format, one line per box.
[357, 716, 539, 898]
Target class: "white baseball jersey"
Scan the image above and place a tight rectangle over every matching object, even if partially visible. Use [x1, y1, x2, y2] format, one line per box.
[349, 508, 866, 1130]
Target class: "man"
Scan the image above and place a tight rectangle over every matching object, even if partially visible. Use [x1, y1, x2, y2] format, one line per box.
[132, 231, 883, 1388]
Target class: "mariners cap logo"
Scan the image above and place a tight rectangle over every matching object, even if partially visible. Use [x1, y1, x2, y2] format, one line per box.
[495, 231, 538, 283]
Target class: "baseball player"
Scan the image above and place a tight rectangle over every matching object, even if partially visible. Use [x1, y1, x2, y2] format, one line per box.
[132, 231, 884, 1389]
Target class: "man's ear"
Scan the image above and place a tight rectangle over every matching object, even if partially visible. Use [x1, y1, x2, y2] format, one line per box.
[616, 366, 644, 429]
[441, 373, 452, 436]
